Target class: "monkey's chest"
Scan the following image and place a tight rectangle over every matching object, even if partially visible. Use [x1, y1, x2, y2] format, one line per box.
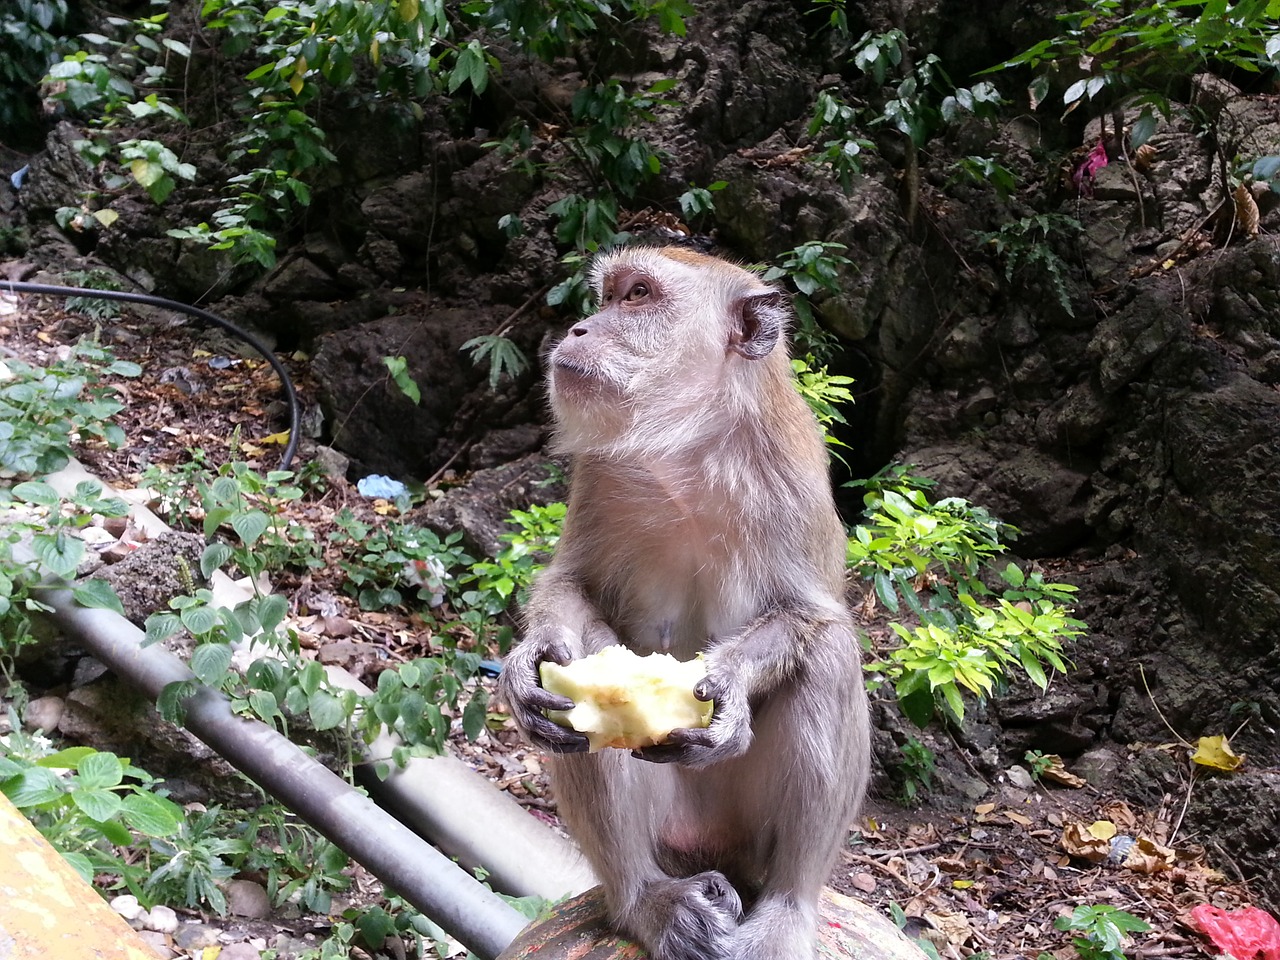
[598, 531, 756, 658]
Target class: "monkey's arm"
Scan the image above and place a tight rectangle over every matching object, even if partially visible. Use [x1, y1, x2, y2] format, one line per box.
[635, 604, 850, 767]
[500, 570, 618, 754]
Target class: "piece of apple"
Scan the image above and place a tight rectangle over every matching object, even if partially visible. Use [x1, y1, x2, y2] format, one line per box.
[539, 646, 714, 752]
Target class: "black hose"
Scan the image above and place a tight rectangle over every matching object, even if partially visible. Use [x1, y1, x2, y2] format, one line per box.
[1, 280, 300, 470]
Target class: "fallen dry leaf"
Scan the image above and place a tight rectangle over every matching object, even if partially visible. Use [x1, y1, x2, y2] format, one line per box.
[1062, 821, 1110, 862]
[1192, 734, 1245, 772]
[1039, 754, 1087, 788]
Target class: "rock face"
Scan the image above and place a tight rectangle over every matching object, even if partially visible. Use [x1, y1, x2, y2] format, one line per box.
[11, 0, 1280, 906]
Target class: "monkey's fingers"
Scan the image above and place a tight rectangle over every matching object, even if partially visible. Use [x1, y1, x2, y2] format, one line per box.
[693, 677, 722, 702]
[528, 714, 590, 753]
[524, 686, 576, 712]
[631, 727, 714, 764]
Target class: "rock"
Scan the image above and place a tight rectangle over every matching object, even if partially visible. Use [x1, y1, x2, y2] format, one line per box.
[1006, 765, 1035, 789]
[216, 942, 263, 960]
[97, 531, 207, 625]
[312, 444, 351, 482]
[1073, 745, 1122, 787]
[72, 657, 109, 688]
[135, 930, 177, 959]
[109, 893, 144, 921]
[144, 904, 180, 935]
[22, 695, 64, 733]
[224, 878, 272, 919]
[174, 923, 222, 950]
[421, 454, 566, 558]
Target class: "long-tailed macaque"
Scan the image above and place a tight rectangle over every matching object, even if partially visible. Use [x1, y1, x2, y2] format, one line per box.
[501, 246, 870, 960]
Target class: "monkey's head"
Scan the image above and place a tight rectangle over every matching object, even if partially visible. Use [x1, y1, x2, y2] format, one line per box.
[548, 246, 795, 457]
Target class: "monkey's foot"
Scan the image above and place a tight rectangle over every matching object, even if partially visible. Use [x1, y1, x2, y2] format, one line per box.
[628, 872, 743, 960]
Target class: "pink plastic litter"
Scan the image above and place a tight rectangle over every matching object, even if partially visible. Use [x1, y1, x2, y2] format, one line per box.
[1189, 904, 1280, 960]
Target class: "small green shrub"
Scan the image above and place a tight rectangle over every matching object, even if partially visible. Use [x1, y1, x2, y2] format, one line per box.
[851, 467, 1084, 727]
[1052, 905, 1150, 960]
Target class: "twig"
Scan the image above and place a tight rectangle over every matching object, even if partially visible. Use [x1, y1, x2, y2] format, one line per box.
[1138, 663, 1193, 748]
[1168, 761, 1198, 844]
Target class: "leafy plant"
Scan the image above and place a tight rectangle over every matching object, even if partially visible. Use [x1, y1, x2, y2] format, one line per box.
[897, 736, 935, 805]
[763, 241, 854, 360]
[985, 0, 1280, 149]
[851, 467, 1084, 727]
[0, 338, 141, 477]
[145, 804, 248, 915]
[976, 213, 1082, 317]
[0, 726, 185, 889]
[948, 156, 1018, 199]
[1025, 749, 1054, 780]
[807, 90, 876, 191]
[792, 356, 855, 460]
[0, 0, 72, 139]
[461, 335, 531, 391]
[118, 137, 195, 204]
[330, 510, 471, 612]
[1053, 905, 1150, 960]
[458, 501, 566, 629]
[383, 355, 421, 405]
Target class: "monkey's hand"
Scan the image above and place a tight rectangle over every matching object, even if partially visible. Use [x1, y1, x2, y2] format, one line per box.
[500, 635, 590, 755]
[632, 674, 751, 768]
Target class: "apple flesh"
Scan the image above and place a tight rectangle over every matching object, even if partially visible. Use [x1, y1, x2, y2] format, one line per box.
[539, 646, 713, 752]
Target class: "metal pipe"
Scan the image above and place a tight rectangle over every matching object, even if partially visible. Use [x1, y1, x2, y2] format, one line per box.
[33, 588, 528, 960]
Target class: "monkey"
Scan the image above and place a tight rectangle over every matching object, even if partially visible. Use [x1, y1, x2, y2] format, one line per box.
[500, 245, 870, 960]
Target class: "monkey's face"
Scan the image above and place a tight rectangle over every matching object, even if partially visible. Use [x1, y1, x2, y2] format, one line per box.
[548, 247, 790, 455]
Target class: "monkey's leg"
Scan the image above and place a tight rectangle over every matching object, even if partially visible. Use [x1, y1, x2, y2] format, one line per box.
[553, 752, 744, 960]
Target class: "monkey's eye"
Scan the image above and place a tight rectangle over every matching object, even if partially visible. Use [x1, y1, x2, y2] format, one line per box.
[624, 282, 650, 302]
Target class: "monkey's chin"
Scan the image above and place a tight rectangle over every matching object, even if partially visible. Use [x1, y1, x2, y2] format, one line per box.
[550, 360, 621, 405]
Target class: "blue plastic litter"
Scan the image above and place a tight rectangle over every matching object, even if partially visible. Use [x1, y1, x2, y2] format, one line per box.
[357, 474, 409, 499]
[9, 165, 29, 190]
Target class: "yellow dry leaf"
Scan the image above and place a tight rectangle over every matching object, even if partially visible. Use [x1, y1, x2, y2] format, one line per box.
[1162, 259, 1176, 269]
[92, 209, 119, 227]
[1039, 755, 1087, 788]
[260, 430, 291, 446]
[1234, 183, 1260, 238]
[1087, 820, 1117, 841]
[1122, 836, 1175, 874]
[974, 803, 996, 815]
[373, 500, 398, 515]
[1061, 822, 1109, 862]
[1191, 735, 1244, 771]
[1006, 811, 1033, 827]
[952, 879, 975, 890]
[202, 948, 222, 960]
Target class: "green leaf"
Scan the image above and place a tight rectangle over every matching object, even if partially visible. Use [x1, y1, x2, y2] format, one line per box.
[157, 679, 198, 724]
[144, 611, 181, 646]
[77, 750, 123, 789]
[201, 541, 233, 578]
[897, 685, 934, 729]
[72, 787, 123, 822]
[3, 766, 64, 807]
[12, 480, 59, 506]
[190, 642, 233, 686]
[71, 579, 125, 614]
[92, 817, 133, 846]
[32, 529, 85, 578]
[462, 689, 488, 741]
[180, 603, 219, 637]
[308, 689, 347, 731]
[231, 510, 269, 546]
[248, 689, 282, 724]
[36, 747, 95, 769]
[255, 593, 288, 634]
[1018, 647, 1048, 690]
[873, 570, 900, 613]
[121, 791, 183, 836]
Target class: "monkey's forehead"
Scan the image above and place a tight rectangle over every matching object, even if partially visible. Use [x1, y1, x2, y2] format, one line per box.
[588, 245, 771, 293]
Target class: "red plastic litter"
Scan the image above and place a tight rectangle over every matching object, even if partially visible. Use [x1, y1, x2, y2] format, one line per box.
[1189, 904, 1280, 960]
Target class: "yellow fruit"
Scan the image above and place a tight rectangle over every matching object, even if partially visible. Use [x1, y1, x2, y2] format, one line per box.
[539, 647, 713, 752]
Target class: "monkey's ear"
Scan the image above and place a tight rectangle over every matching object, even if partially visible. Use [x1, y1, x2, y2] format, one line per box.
[730, 291, 788, 360]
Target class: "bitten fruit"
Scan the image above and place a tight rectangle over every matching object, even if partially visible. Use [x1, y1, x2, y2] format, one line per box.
[539, 647, 713, 752]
